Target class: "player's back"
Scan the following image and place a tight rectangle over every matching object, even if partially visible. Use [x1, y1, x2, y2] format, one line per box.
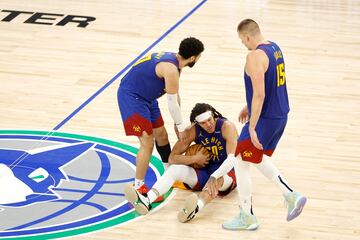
[244, 41, 290, 118]
[120, 52, 179, 102]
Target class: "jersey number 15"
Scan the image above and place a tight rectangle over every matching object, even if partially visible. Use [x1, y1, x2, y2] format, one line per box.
[276, 63, 286, 87]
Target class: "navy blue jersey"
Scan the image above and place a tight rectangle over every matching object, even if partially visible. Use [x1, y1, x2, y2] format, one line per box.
[244, 41, 290, 118]
[194, 118, 228, 173]
[120, 52, 180, 102]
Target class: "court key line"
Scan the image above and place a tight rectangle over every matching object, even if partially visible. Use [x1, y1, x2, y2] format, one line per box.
[5, 0, 207, 174]
[53, 0, 207, 131]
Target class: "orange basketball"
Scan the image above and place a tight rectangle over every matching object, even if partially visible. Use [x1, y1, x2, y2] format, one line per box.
[185, 144, 212, 168]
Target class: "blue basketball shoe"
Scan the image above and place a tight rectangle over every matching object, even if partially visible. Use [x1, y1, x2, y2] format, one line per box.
[284, 191, 307, 221]
[222, 209, 259, 231]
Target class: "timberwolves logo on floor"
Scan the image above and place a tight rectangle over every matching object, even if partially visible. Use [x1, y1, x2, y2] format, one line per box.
[0, 130, 169, 239]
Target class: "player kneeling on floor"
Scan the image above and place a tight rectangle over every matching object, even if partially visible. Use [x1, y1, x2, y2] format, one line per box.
[124, 103, 239, 222]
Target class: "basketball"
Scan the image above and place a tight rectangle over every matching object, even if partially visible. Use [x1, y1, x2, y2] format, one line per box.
[185, 144, 212, 168]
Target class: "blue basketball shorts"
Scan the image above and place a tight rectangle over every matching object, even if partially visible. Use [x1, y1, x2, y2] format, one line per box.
[235, 117, 287, 163]
[117, 88, 164, 136]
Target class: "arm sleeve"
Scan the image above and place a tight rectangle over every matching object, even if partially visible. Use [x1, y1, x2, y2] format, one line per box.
[210, 154, 237, 179]
[167, 93, 187, 132]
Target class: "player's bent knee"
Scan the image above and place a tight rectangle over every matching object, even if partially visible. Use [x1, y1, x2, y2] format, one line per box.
[168, 164, 197, 183]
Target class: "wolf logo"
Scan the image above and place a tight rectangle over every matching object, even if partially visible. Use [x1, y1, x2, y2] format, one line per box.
[0, 142, 94, 207]
[0, 130, 168, 239]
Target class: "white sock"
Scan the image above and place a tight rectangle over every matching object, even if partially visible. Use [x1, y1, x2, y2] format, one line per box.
[256, 158, 293, 194]
[234, 158, 253, 215]
[272, 174, 293, 195]
[240, 196, 252, 215]
[134, 178, 144, 189]
[197, 198, 205, 211]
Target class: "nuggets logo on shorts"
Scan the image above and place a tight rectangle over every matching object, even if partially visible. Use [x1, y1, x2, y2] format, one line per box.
[243, 150, 253, 158]
[133, 125, 141, 132]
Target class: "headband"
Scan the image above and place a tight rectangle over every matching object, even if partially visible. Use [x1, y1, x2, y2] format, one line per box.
[195, 111, 212, 123]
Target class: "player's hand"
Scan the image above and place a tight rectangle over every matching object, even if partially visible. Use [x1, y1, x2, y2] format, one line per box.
[249, 128, 263, 150]
[238, 106, 249, 124]
[174, 123, 186, 142]
[193, 151, 211, 167]
[203, 176, 218, 198]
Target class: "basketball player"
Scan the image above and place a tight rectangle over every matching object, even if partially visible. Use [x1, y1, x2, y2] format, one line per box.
[124, 103, 238, 223]
[117, 37, 204, 198]
[205, 19, 307, 230]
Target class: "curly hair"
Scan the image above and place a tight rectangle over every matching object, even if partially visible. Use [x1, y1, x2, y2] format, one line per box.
[178, 37, 204, 59]
[190, 103, 224, 123]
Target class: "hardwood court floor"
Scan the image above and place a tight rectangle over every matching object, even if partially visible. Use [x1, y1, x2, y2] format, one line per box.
[0, 0, 359, 239]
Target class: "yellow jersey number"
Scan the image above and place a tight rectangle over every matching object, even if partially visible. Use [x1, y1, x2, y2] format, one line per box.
[206, 146, 220, 161]
[276, 62, 286, 87]
[133, 52, 165, 67]
[133, 54, 151, 67]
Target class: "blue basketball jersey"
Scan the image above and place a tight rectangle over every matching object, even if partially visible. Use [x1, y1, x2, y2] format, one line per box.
[194, 118, 228, 173]
[244, 41, 290, 118]
[120, 52, 180, 102]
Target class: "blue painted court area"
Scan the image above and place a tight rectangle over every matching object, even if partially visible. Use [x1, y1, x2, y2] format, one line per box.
[0, 131, 165, 238]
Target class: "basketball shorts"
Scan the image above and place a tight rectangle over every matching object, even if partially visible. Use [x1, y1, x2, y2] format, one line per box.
[235, 117, 287, 163]
[117, 88, 164, 136]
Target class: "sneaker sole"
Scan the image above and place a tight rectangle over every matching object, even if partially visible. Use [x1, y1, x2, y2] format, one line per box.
[124, 184, 149, 215]
[222, 223, 259, 231]
[287, 196, 307, 221]
[177, 193, 198, 223]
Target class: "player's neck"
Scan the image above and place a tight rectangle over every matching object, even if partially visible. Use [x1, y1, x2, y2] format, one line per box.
[176, 53, 186, 69]
[253, 35, 268, 49]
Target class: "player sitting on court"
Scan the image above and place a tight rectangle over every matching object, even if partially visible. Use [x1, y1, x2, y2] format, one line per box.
[124, 103, 238, 222]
